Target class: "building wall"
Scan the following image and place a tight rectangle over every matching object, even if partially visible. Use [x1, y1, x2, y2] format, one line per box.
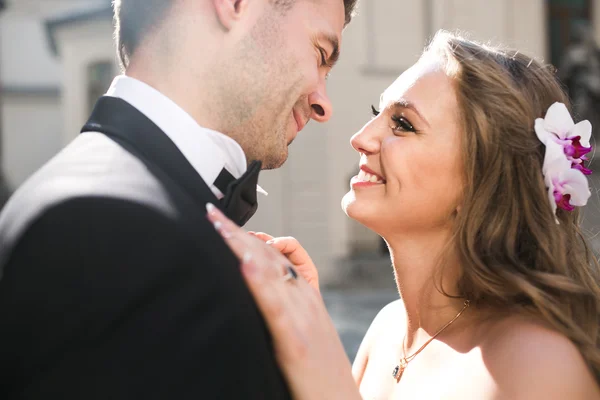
[2, 92, 62, 187]
[52, 17, 118, 143]
[0, 0, 106, 190]
[0, 0, 104, 87]
[0, 7, 61, 87]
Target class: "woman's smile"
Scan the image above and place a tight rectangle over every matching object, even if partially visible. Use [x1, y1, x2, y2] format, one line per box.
[351, 165, 386, 188]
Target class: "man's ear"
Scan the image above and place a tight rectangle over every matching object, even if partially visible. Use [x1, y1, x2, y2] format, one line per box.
[213, 0, 249, 31]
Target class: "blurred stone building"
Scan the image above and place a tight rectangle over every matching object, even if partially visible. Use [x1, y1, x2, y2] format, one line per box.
[0, 0, 597, 285]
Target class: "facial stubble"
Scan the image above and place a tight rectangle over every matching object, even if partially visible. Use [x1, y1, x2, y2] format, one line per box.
[211, 8, 306, 169]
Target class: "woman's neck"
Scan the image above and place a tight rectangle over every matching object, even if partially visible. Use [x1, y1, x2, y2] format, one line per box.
[386, 229, 469, 352]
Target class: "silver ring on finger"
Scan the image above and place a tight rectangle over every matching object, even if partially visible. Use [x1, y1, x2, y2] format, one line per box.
[282, 265, 298, 283]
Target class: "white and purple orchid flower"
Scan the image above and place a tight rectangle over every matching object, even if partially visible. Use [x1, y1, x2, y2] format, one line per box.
[534, 102, 593, 221]
[535, 102, 593, 175]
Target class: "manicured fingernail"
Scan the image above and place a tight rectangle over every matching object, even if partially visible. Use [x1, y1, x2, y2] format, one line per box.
[266, 239, 274, 245]
[206, 203, 216, 215]
[214, 221, 232, 238]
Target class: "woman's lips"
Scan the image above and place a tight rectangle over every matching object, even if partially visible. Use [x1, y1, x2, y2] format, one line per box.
[351, 166, 386, 188]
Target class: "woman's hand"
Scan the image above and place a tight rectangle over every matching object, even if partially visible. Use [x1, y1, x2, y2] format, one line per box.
[248, 232, 320, 294]
[206, 204, 361, 400]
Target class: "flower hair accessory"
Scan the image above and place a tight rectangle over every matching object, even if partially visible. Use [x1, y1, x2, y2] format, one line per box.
[534, 102, 593, 223]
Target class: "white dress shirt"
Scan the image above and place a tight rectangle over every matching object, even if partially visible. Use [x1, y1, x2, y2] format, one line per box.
[105, 75, 265, 199]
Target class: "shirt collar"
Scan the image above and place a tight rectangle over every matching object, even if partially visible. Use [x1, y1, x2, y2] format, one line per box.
[105, 75, 266, 197]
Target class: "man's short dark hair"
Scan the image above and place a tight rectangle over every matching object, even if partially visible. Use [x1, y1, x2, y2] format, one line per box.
[113, 0, 173, 69]
[113, 0, 359, 69]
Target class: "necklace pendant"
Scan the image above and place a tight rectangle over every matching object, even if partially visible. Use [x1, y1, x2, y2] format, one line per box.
[392, 365, 404, 383]
[391, 300, 470, 384]
[392, 358, 408, 383]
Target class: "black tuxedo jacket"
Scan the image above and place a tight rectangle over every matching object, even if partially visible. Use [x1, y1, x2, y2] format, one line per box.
[0, 97, 292, 399]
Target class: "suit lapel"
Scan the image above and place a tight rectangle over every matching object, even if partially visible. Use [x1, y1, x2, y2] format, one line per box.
[81, 96, 220, 213]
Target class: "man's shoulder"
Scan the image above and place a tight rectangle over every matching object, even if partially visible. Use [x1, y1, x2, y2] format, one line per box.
[0, 133, 177, 263]
[5, 133, 173, 213]
[27, 132, 173, 207]
[3, 195, 232, 282]
[7, 132, 172, 203]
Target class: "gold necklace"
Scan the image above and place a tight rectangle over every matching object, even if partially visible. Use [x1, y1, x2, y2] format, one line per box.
[392, 300, 470, 383]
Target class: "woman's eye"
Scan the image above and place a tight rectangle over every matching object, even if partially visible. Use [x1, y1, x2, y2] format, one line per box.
[391, 115, 416, 133]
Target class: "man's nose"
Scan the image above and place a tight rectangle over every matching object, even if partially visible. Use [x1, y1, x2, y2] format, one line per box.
[308, 84, 333, 123]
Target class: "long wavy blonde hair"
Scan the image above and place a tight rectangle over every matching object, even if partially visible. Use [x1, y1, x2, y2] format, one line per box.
[425, 31, 600, 382]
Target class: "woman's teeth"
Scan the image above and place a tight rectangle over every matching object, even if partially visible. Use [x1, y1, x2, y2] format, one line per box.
[357, 169, 385, 183]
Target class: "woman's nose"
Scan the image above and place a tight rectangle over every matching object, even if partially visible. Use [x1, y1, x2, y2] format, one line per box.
[350, 121, 381, 155]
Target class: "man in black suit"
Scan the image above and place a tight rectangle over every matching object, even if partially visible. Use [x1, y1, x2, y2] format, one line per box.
[0, 0, 357, 398]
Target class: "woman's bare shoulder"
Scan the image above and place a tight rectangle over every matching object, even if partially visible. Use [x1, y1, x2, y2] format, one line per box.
[367, 299, 406, 339]
[352, 299, 403, 384]
[374, 298, 405, 323]
[479, 314, 599, 399]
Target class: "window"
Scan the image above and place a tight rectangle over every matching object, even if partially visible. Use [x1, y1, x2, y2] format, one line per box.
[87, 61, 114, 113]
[547, 0, 592, 66]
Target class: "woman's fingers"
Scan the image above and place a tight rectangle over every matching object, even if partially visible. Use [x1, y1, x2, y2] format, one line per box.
[240, 253, 358, 400]
[206, 206, 360, 400]
[240, 251, 321, 367]
[248, 234, 312, 269]
[205, 205, 306, 349]
[205, 203, 250, 259]
[268, 237, 312, 266]
[207, 206, 321, 294]
[265, 237, 319, 293]
[206, 204, 287, 279]
[253, 232, 275, 242]
[240, 254, 302, 332]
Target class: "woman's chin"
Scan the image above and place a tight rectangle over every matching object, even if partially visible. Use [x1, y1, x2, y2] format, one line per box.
[342, 192, 376, 226]
[342, 192, 407, 237]
[341, 191, 354, 216]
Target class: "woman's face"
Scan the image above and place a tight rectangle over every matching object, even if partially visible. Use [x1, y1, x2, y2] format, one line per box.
[342, 57, 464, 238]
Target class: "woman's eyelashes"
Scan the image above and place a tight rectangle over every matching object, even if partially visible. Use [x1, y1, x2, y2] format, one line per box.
[391, 115, 416, 133]
[371, 105, 417, 133]
[371, 105, 380, 117]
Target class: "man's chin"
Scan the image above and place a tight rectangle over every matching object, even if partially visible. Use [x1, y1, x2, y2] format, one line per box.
[261, 149, 289, 170]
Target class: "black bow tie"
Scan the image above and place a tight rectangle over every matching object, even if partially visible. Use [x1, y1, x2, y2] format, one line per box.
[213, 160, 261, 226]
